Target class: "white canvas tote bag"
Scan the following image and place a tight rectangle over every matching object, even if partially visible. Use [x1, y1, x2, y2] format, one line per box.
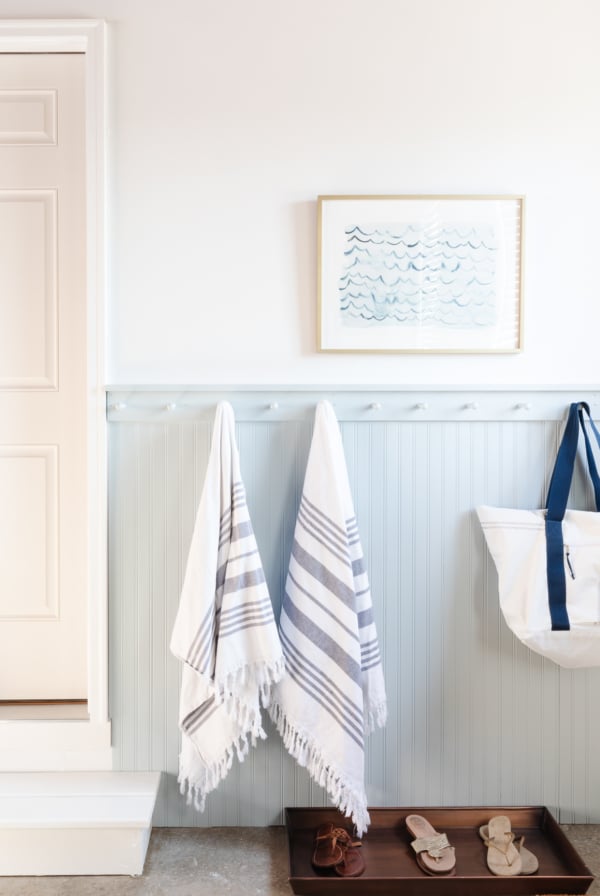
[477, 402, 600, 668]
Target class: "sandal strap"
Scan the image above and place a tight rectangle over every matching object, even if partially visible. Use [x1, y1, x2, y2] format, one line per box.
[315, 827, 361, 851]
[483, 832, 518, 864]
[411, 833, 451, 858]
[483, 831, 524, 856]
[333, 828, 362, 849]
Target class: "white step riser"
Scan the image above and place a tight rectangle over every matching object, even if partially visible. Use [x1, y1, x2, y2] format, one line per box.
[0, 827, 152, 876]
[0, 772, 160, 877]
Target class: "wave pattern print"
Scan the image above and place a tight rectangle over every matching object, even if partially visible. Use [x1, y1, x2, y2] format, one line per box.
[338, 222, 498, 328]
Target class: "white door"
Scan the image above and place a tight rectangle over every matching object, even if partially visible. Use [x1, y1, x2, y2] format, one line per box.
[0, 53, 88, 699]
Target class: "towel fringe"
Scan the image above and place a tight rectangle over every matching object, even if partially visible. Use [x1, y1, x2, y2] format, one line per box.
[178, 742, 234, 813]
[178, 722, 261, 813]
[177, 656, 285, 813]
[213, 656, 286, 726]
[269, 701, 371, 837]
[258, 655, 286, 707]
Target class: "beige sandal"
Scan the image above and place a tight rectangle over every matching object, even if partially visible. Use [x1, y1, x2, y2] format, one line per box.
[515, 835, 539, 875]
[480, 823, 538, 874]
[479, 816, 522, 876]
[406, 814, 456, 876]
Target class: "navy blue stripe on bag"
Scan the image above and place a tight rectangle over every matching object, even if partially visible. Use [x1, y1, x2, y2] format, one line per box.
[545, 402, 600, 631]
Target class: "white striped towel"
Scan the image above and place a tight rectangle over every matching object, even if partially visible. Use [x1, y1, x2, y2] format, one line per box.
[269, 400, 387, 836]
[170, 401, 285, 812]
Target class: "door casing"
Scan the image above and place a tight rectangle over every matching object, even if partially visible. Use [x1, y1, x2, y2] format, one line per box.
[0, 19, 110, 769]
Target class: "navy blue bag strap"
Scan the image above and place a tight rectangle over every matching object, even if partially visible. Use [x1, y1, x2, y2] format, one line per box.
[545, 402, 600, 631]
[578, 404, 600, 510]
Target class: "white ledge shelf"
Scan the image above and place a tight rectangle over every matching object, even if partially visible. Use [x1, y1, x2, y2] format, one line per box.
[105, 386, 600, 423]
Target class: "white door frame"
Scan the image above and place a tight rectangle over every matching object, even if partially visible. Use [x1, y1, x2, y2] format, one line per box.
[0, 20, 111, 769]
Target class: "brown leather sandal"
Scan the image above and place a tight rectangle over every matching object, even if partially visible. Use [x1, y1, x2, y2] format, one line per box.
[312, 825, 365, 876]
[334, 838, 365, 878]
[312, 823, 344, 868]
[332, 829, 364, 877]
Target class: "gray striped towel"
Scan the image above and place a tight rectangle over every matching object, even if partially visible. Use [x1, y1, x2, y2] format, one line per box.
[170, 401, 285, 811]
[269, 400, 387, 836]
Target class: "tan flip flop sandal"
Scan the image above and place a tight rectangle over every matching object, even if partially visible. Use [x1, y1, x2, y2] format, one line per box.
[515, 835, 539, 874]
[479, 825, 538, 874]
[479, 816, 522, 876]
[406, 814, 456, 876]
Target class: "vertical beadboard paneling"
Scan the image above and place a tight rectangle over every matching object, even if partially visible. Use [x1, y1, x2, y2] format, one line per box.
[380, 422, 401, 806]
[411, 423, 432, 803]
[396, 421, 417, 807]
[108, 396, 600, 825]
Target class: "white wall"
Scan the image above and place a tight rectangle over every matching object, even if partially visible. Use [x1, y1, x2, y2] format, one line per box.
[2, 0, 599, 385]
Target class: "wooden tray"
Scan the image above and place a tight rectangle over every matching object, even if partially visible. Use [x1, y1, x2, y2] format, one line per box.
[285, 806, 594, 894]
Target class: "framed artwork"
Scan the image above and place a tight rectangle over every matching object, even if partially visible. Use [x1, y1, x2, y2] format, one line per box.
[317, 195, 524, 353]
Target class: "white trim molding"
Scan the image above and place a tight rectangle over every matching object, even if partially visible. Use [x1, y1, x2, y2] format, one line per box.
[0, 20, 110, 770]
[106, 385, 600, 423]
[0, 721, 112, 771]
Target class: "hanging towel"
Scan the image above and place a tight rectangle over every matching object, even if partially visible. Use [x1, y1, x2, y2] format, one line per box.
[170, 401, 285, 811]
[269, 400, 387, 836]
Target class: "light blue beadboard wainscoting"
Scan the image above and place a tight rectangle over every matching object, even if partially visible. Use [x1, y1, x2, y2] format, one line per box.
[107, 387, 600, 826]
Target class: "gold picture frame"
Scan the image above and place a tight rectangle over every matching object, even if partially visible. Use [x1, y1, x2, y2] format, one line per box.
[317, 194, 524, 353]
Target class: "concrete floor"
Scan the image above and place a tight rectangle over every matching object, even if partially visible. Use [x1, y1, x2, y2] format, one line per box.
[1, 825, 599, 895]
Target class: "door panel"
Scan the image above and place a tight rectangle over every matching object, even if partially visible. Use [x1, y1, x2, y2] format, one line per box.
[0, 53, 87, 699]
[0, 89, 57, 145]
[0, 190, 57, 387]
[0, 446, 58, 619]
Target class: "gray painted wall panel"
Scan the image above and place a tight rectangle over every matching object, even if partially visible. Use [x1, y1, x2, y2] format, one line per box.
[107, 390, 600, 825]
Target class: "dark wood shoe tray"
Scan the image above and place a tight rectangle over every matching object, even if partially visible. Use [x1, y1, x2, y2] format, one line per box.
[285, 806, 594, 894]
